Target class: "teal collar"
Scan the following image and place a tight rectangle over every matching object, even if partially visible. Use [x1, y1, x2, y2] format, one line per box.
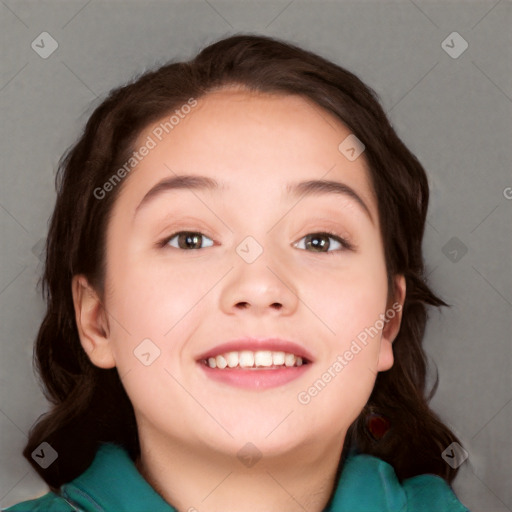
[61, 443, 174, 512]
[59, 442, 467, 512]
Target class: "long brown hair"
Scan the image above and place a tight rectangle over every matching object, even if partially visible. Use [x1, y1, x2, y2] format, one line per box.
[24, 33, 461, 491]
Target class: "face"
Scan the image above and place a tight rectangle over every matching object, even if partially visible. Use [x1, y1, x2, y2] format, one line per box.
[75, 88, 404, 462]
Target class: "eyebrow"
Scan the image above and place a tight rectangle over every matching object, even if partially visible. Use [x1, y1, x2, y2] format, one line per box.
[133, 174, 373, 224]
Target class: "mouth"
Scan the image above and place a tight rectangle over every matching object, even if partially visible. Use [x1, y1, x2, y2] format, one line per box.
[200, 350, 310, 369]
[196, 338, 313, 389]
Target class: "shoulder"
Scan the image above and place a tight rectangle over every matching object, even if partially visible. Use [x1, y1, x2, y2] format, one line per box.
[1, 491, 80, 512]
[402, 473, 470, 512]
[330, 453, 470, 511]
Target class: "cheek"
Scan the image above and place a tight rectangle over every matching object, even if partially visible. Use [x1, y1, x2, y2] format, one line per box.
[304, 253, 388, 345]
[102, 252, 210, 376]
[299, 285, 385, 427]
[106, 248, 208, 329]
[103, 258, 204, 422]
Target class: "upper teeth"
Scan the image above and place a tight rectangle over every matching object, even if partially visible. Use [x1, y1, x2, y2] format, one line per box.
[206, 351, 304, 369]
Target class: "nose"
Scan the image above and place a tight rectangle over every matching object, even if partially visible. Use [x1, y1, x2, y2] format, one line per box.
[219, 241, 299, 317]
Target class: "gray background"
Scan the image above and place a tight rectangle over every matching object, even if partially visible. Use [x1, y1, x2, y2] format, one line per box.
[1, 0, 511, 510]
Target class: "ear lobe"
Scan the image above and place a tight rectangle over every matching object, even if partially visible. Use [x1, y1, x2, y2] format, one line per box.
[377, 274, 406, 372]
[71, 275, 116, 369]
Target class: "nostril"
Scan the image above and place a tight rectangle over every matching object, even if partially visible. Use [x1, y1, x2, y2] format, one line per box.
[234, 302, 283, 310]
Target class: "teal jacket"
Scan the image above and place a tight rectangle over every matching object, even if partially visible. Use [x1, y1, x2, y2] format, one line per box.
[2, 442, 470, 512]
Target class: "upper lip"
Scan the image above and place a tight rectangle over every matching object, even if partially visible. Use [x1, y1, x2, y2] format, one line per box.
[196, 337, 314, 363]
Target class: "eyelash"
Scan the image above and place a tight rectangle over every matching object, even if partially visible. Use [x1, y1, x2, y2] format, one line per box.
[157, 230, 355, 255]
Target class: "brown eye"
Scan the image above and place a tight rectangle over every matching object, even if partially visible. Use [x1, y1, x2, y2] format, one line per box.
[294, 232, 353, 254]
[164, 231, 214, 250]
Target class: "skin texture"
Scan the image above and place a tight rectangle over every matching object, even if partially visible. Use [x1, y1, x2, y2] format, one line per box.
[72, 88, 406, 512]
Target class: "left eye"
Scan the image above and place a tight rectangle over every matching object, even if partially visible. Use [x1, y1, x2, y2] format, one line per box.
[293, 232, 351, 253]
[164, 231, 215, 250]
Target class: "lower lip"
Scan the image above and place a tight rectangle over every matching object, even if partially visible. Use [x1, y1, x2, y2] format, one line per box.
[198, 362, 311, 390]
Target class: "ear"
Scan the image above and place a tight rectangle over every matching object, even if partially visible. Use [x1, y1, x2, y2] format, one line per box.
[376, 274, 406, 372]
[71, 275, 116, 369]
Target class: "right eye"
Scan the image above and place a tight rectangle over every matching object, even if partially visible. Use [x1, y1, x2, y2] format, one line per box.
[161, 231, 215, 250]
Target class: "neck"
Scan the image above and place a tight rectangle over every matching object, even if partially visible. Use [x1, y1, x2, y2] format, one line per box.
[134, 430, 346, 512]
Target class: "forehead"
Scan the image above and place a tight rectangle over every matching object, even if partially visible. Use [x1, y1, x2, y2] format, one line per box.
[114, 88, 377, 220]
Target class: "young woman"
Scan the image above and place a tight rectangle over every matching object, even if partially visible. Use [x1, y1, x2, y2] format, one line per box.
[3, 34, 470, 512]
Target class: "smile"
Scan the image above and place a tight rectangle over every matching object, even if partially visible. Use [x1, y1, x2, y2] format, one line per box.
[196, 337, 313, 389]
[202, 350, 308, 369]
